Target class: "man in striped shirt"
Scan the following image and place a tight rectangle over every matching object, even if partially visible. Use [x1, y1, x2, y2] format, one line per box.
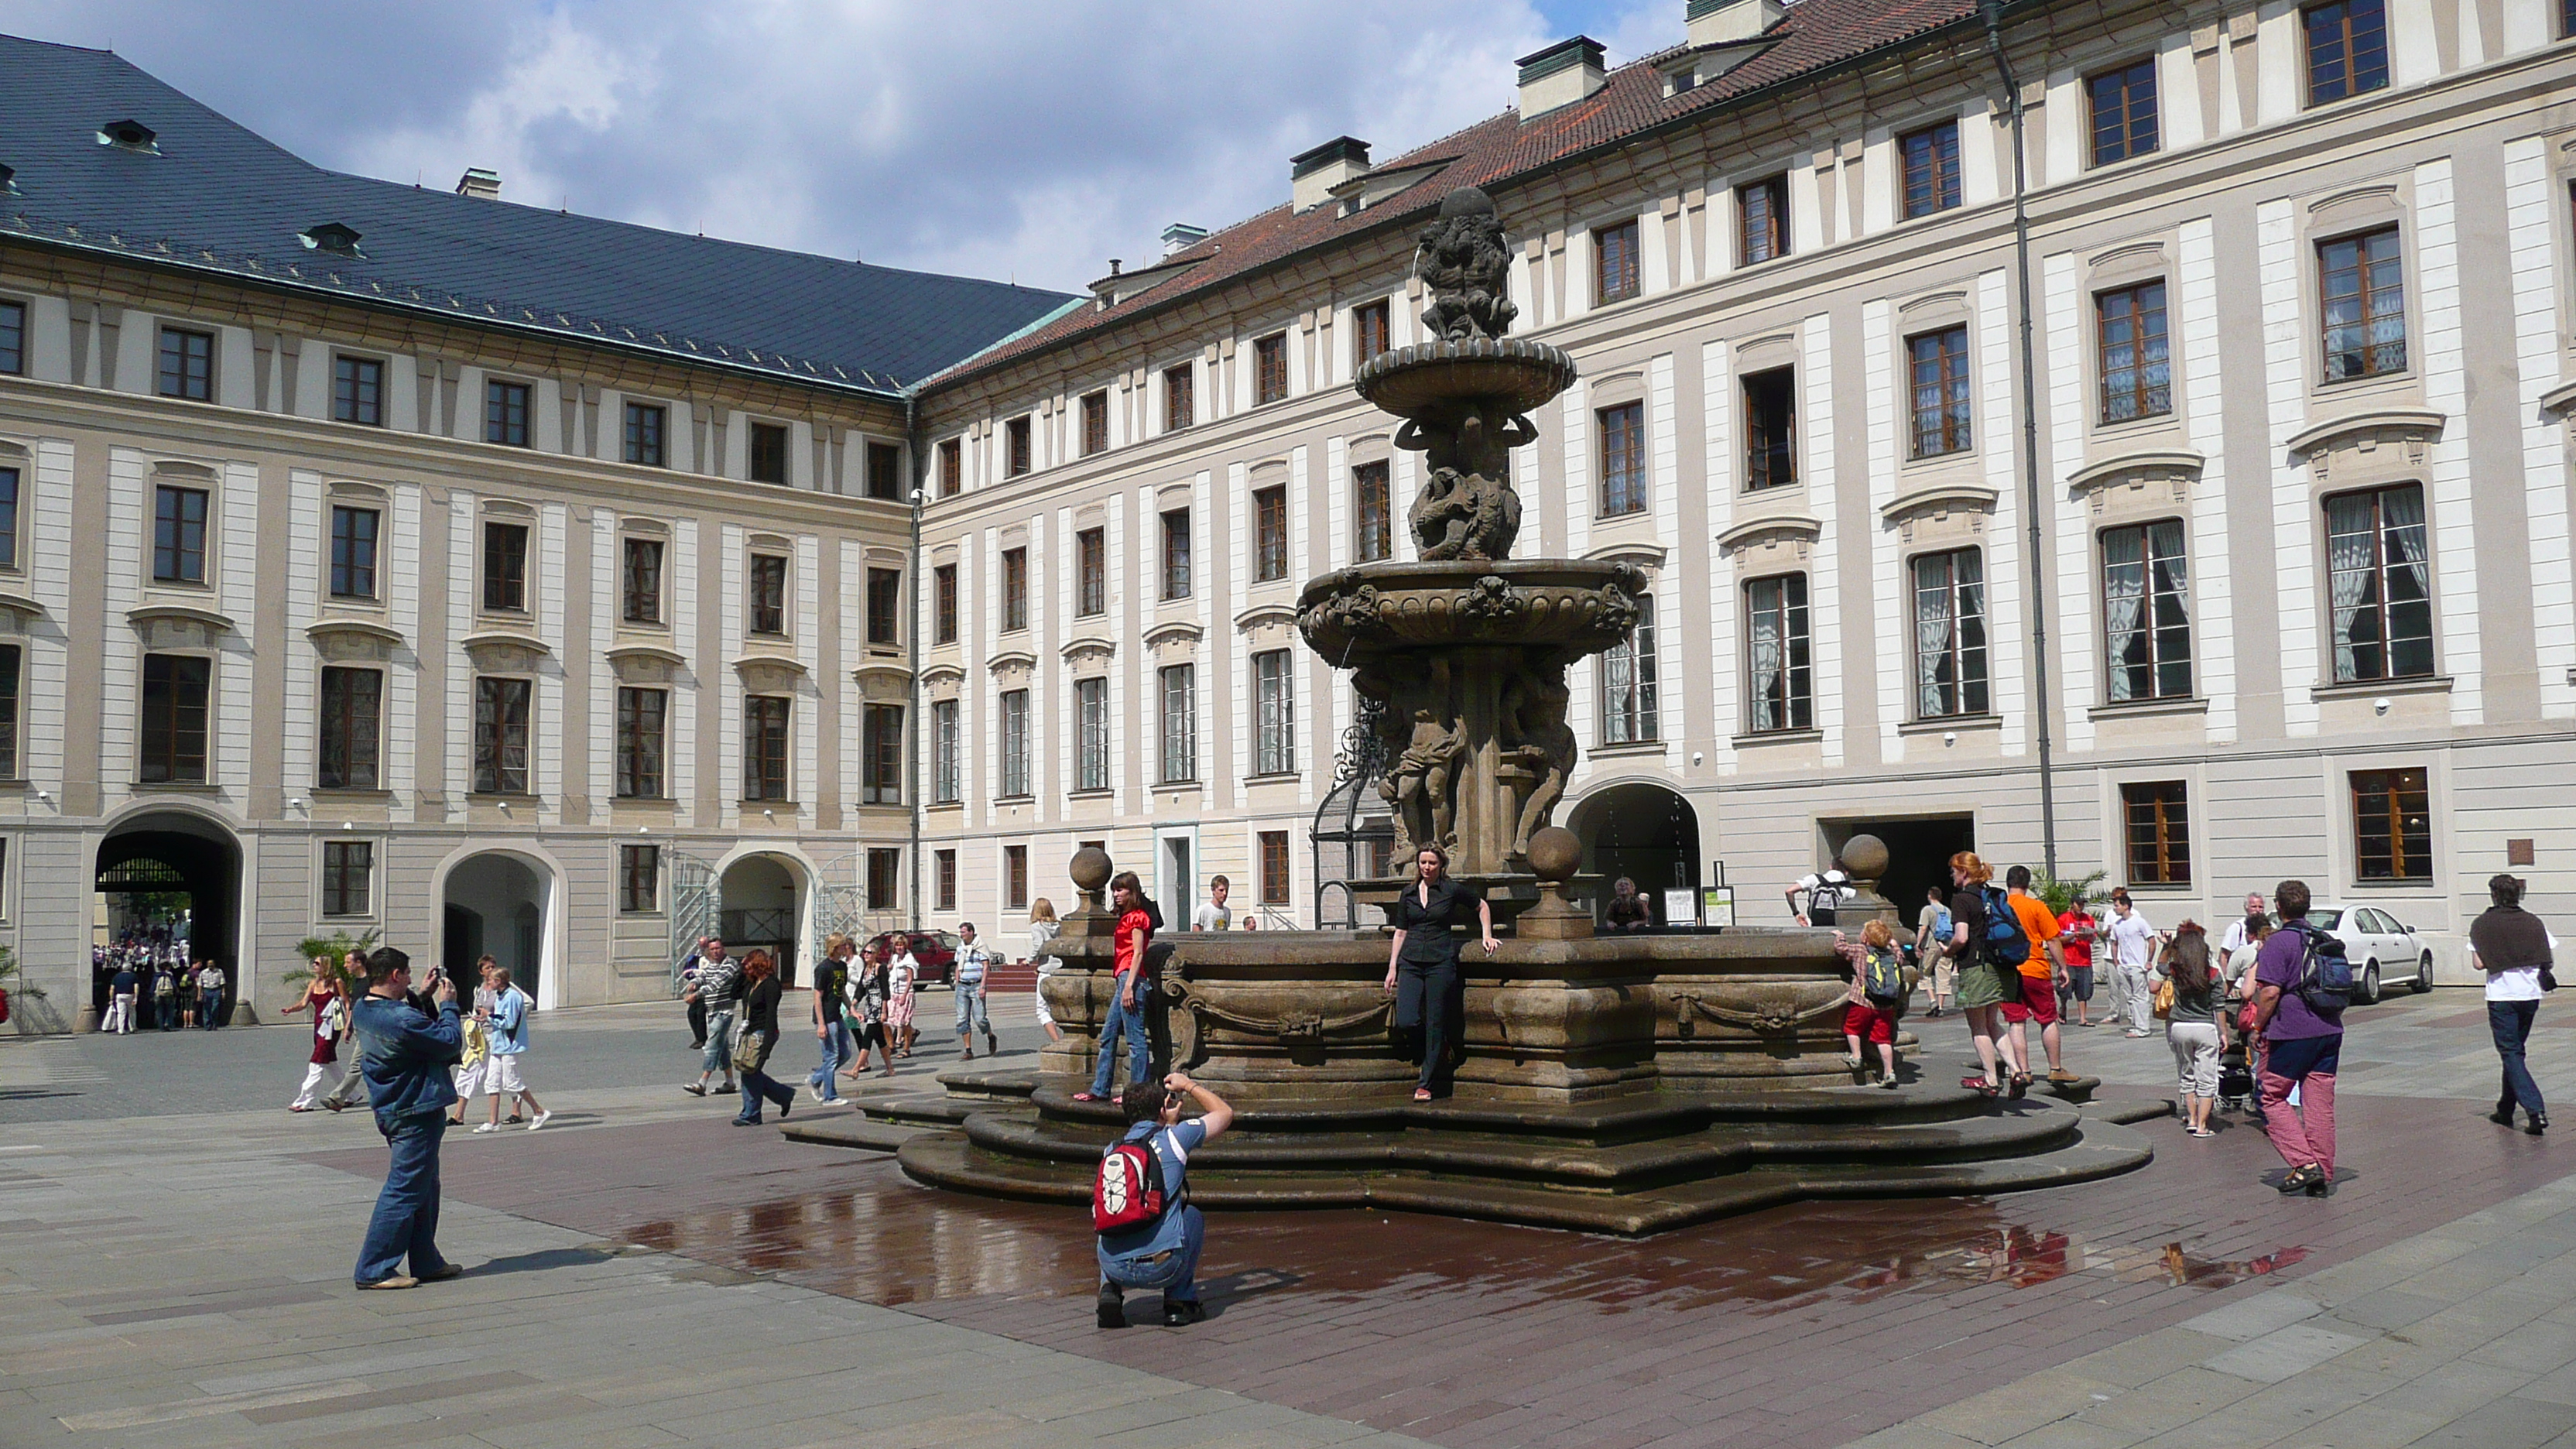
[954, 923, 999, 1061]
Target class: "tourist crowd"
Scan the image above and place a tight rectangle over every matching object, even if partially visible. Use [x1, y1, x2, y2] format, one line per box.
[91, 936, 231, 1033]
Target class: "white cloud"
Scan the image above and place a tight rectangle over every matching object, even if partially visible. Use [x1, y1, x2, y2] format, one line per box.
[9, 0, 1685, 291]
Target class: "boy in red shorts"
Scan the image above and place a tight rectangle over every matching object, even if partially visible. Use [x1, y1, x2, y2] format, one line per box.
[2000, 865, 2074, 1086]
[1833, 920, 1905, 1088]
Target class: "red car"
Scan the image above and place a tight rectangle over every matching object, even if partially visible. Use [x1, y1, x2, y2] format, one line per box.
[866, 930, 957, 988]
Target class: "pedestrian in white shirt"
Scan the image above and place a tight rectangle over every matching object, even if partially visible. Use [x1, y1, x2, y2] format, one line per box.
[953, 923, 999, 1061]
[2219, 894, 2270, 957]
[1029, 899, 1065, 1043]
[1192, 877, 1232, 933]
[2104, 891, 2163, 1038]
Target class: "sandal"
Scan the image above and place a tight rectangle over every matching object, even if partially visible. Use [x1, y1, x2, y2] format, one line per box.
[1071, 1092, 1098, 1102]
[1961, 1076, 2000, 1097]
[2008, 1073, 2033, 1099]
[1412, 1088, 1434, 1103]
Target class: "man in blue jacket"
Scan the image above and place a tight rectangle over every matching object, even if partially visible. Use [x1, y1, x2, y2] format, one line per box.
[351, 947, 466, 1290]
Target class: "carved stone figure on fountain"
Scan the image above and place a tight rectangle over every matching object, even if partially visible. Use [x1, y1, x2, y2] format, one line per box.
[1389, 707, 1463, 858]
[1502, 665, 1577, 858]
[1398, 404, 1533, 561]
[1415, 187, 1519, 344]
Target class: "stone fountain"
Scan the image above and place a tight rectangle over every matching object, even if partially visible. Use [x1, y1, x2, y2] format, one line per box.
[816, 187, 2154, 1235]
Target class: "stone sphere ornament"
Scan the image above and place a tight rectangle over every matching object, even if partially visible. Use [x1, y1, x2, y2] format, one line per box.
[1839, 833, 1889, 882]
[1526, 827, 1581, 885]
[1068, 846, 1113, 894]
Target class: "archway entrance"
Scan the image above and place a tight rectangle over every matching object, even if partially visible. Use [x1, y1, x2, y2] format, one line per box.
[718, 852, 804, 987]
[95, 811, 242, 1024]
[443, 852, 554, 1007]
[1567, 783, 1701, 927]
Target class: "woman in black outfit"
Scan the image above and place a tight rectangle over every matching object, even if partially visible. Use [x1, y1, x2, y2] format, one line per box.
[731, 951, 795, 1125]
[1383, 845, 1500, 1101]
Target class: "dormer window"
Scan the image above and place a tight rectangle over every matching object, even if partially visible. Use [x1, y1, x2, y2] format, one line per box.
[300, 222, 365, 258]
[98, 119, 159, 153]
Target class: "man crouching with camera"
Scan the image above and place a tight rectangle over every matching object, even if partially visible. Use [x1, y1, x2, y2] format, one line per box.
[351, 947, 468, 1290]
[1094, 1071, 1233, 1329]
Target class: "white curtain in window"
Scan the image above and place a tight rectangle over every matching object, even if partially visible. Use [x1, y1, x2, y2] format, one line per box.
[1749, 584, 1784, 731]
[1913, 556, 1953, 718]
[2326, 494, 2377, 681]
[2102, 527, 2146, 702]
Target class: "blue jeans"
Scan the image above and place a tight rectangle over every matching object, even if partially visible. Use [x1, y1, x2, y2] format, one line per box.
[807, 1022, 851, 1098]
[199, 990, 224, 1028]
[956, 984, 990, 1040]
[737, 1050, 793, 1123]
[701, 1010, 735, 1077]
[1089, 991, 1150, 1097]
[2492, 999, 2547, 1119]
[355, 1112, 450, 1283]
[1098, 1204, 1204, 1302]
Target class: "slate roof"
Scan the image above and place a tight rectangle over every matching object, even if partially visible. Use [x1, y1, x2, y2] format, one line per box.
[0, 35, 1080, 396]
[926, 0, 1978, 392]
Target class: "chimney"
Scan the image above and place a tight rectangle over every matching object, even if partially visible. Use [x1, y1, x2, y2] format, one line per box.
[454, 167, 502, 200]
[1290, 136, 1371, 214]
[1160, 222, 1210, 257]
[1686, 0, 1786, 46]
[1517, 36, 1608, 120]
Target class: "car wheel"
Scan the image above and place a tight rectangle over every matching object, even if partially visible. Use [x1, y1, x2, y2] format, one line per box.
[2415, 952, 2434, 994]
[2359, 962, 2381, 1005]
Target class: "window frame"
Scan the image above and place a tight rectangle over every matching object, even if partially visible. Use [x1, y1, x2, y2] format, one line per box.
[1353, 461, 1392, 563]
[1163, 363, 1195, 432]
[1906, 326, 1973, 460]
[1004, 844, 1030, 913]
[615, 685, 667, 799]
[329, 504, 380, 601]
[741, 694, 791, 802]
[862, 703, 904, 804]
[1076, 677, 1110, 792]
[1601, 594, 1660, 745]
[1005, 416, 1033, 477]
[139, 653, 211, 784]
[1598, 400, 1647, 517]
[938, 437, 963, 497]
[935, 849, 958, 913]
[317, 664, 383, 791]
[2120, 780, 2194, 886]
[999, 688, 1031, 797]
[865, 567, 903, 647]
[2085, 57, 2160, 166]
[619, 844, 662, 914]
[157, 326, 214, 402]
[2351, 766, 2431, 882]
[152, 483, 211, 585]
[1253, 485, 1290, 582]
[2101, 519, 2194, 703]
[865, 440, 902, 501]
[472, 675, 533, 794]
[1594, 218, 1642, 305]
[1900, 122, 1963, 220]
[1077, 528, 1107, 616]
[1737, 175, 1790, 266]
[621, 535, 665, 625]
[1253, 332, 1289, 406]
[1001, 546, 1029, 632]
[2095, 281, 2172, 424]
[0, 464, 17, 574]
[933, 563, 959, 644]
[1742, 367, 1797, 492]
[747, 552, 788, 637]
[0, 642, 19, 781]
[1081, 390, 1110, 457]
[320, 839, 374, 919]
[1353, 300, 1392, 367]
[1160, 662, 1197, 783]
[331, 354, 385, 427]
[1743, 573, 1813, 735]
[484, 378, 532, 447]
[1911, 547, 1991, 720]
[623, 401, 668, 468]
[2318, 225, 2408, 383]
[2304, 0, 2391, 108]
[747, 421, 790, 485]
[2324, 482, 2435, 683]
[866, 848, 901, 910]
[0, 297, 23, 375]
[1161, 508, 1192, 601]
[481, 520, 529, 614]
[1254, 649, 1296, 776]
[1259, 830, 1293, 907]
[932, 699, 961, 803]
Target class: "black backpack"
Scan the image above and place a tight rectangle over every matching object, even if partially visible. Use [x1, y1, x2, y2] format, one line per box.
[1979, 886, 2030, 969]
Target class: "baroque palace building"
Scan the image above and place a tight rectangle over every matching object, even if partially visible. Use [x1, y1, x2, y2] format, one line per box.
[906, 0, 2576, 974]
[9, 0, 2576, 1025]
[0, 35, 1074, 1021]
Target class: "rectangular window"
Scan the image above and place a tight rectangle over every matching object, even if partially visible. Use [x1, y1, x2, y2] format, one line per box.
[935, 850, 958, 913]
[2087, 59, 2159, 166]
[865, 440, 902, 500]
[1161, 508, 1192, 600]
[317, 666, 382, 790]
[2326, 484, 2434, 682]
[1598, 401, 1647, 516]
[624, 402, 666, 467]
[332, 355, 383, 426]
[622, 536, 663, 624]
[2352, 766, 2431, 880]
[933, 564, 958, 644]
[1907, 327, 1972, 458]
[0, 299, 22, 375]
[1259, 831, 1292, 907]
[1160, 663, 1197, 783]
[2121, 781, 2192, 886]
[1001, 547, 1029, 632]
[0, 643, 19, 780]
[1004, 844, 1029, 912]
[2305, 0, 2389, 105]
[1077, 528, 1106, 616]
[139, 654, 211, 783]
[748, 553, 786, 635]
[999, 689, 1030, 796]
[742, 696, 790, 801]
[1602, 596, 1660, 745]
[1353, 461, 1392, 563]
[867, 849, 901, 910]
[1077, 677, 1109, 791]
[2096, 282, 2170, 423]
[2320, 227, 2406, 381]
[1006, 416, 1033, 477]
[1745, 574, 1812, 733]
[1163, 363, 1195, 432]
[1594, 218, 1641, 304]
[933, 699, 961, 803]
[482, 522, 527, 612]
[1738, 175, 1790, 265]
[1254, 649, 1295, 775]
[473, 677, 531, 793]
[1912, 549, 1989, 718]
[1743, 367, 1797, 492]
[152, 485, 210, 584]
[939, 437, 962, 496]
[615, 686, 666, 799]
[620, 844, 661, 913]
[329, 505, 379, 600]
[1353, 300, 1391, 365]
[615, 680, 670, 793]
[484, 379, 530, 447]
[1254, 485, 1289, 582]
[157, 327, 213, 401]
[1255, 332, 1289, 406]
[1901, 122, 1962, 219]
[0, 466, 15, 571]
[2102, 520, 2193, 702]
[321, 841, 372, 918]
[866, 567, 902, 646]
[1081, 390, 1109, 456]
[748, 422, 789, 485]
[862, 704, 903, 804]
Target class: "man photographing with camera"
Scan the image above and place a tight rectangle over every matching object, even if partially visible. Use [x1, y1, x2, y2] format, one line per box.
[351, 946, 468, 1290]
[1094, 1071, 1233, 1329]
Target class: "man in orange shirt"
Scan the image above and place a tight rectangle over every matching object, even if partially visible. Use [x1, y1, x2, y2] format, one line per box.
[2000, 865, 2074, 1085]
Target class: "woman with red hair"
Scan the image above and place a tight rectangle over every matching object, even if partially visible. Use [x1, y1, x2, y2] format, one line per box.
[729, 951, 795, 1125]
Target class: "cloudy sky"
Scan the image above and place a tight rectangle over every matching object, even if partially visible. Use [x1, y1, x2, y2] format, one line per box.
[10, 0, 1679, 295]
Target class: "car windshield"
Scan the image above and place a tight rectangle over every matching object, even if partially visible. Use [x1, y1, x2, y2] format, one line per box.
[2307, 909, 2344, 930]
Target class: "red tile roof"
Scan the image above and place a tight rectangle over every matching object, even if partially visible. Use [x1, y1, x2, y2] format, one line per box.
[925, 0, 1978, 393]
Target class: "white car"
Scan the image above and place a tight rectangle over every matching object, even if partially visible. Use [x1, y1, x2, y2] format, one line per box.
[2307, 903, 2436, 1004]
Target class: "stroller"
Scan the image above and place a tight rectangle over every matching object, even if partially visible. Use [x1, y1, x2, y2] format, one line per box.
[2216, 986, 2261, 1118]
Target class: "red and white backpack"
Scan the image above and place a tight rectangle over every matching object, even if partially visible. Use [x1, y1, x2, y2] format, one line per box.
[1093, 1126, 1172, 1233]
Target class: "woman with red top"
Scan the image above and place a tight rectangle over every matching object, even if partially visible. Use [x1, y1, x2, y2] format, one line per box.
[1076, 872, 1156, 1102]
[283, 958, 342, 1112]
